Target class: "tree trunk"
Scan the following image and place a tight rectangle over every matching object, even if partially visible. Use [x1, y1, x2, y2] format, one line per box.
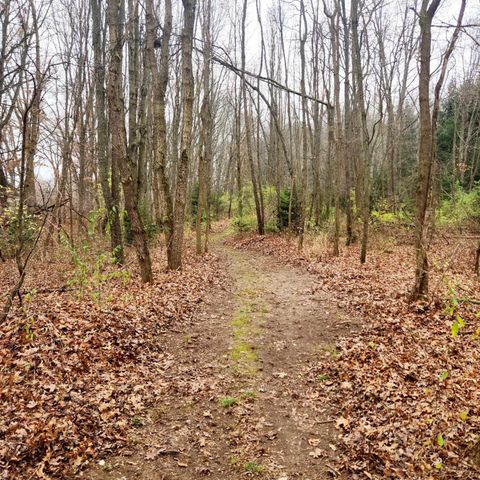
[351, 0, 371, 264]
[106, 0, 152, 282]
[91, 0, 123, 263]
[169, 0, 196, 269]
[241, 0, 264, 236]
[413, 0, 465, 298]
[196, 0, 212, 254]
[297, 0, 308, 251]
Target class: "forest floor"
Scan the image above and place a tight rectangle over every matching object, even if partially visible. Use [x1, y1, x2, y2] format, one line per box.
[228, 229, 480, 480]
[82, 228, 356, 480]
[2, 224, 480, 479]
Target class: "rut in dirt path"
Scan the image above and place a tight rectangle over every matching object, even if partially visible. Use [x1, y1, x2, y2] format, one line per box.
[82, 240, 356, 480]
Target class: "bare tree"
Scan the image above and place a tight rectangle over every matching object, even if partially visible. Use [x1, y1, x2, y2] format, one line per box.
[106, 0, 152, 282]
[169, 0, 196, 269]
[91, 0, 123, 262]
[412, 0, 466, 298]
[196, 0, 213, 253]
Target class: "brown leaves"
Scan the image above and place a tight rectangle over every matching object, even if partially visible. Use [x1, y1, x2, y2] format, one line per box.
[0, 247, 223, 479]
[234, 232, 480, 479]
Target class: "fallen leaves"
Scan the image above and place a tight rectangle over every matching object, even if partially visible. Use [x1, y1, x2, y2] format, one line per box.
[0, 246, 223, 479]
[309, 448, 323, 458]
[233, 231, 480, 479]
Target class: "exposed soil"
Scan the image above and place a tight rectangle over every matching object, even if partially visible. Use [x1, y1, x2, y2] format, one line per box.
[80, 236, 357, 480]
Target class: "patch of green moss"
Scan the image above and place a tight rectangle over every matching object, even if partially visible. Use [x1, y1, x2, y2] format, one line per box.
[230, 342, 258, 376]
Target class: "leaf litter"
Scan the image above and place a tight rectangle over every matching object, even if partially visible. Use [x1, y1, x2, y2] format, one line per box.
[232, 231, 480, 479]
[0, 245, 223, 479]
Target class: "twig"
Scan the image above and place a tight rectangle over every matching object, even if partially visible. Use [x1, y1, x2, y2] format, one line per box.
[157, 449, 182, 456]
[0, 208, 51, 323]
[326, 464, 340, 476]
[458, 298, 480, 305]
[21, 285, 75, 295]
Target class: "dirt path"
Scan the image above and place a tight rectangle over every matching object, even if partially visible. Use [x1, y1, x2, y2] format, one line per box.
[81, 238, 355, 480]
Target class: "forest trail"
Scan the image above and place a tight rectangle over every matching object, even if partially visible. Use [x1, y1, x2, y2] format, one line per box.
[82, 235, 356, 480]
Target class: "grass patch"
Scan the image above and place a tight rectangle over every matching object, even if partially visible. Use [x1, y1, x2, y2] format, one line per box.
[219, 396, 238, 408]
[240, 287, 258, 298]
[244, 461, 264, 474]
[231, 341, 258, 376]
[240, 390, 257, 400]
[231, 309, 251, 331]
[231, 341, 257, 362]
[314, 344, 341, 359]
[131, 416, 143, 427]
[228, 267, 266, 377]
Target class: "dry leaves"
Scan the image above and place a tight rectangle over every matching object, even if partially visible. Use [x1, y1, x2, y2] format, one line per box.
[234, 231, 480, 479]
[0, 245, 223, 478]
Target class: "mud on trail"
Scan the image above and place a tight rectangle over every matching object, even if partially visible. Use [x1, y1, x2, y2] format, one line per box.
[82, 239, 357, 480]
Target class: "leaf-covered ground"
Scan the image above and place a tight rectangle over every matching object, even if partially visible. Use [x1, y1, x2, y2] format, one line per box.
[2, 228, 479, 479]
[0, 245, 223, 478]
[232, 231, 480, 479]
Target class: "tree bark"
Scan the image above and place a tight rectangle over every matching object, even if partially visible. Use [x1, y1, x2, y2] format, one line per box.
[241, 0, 264, 236]
[196, 0, 212, 253]
[412, 0, 465, 299]
[106, 0, 152, 282]
[169, 0, 196, 269]
[351, 0, 371, 264]
[91, 0, 123, 263]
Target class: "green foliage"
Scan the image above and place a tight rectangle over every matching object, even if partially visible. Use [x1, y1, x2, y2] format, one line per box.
[122, 204, 158, 244]
[210, 191, 231, 220]
[60, 231, 130, 304]
[262, 185, 280, 233]
[228, 185, 300, 233]
[371, 202, 411, 225]
[219, 396, 238, 408]
[239, 390, 257, 400]
[243, 461, 263, 474]
[131, 416, 143, 427]
[439, 370, 449, 382]
[444, 280, 480, 342]
[278, 187, 300, 231]
[459, 410, 469, 421]
[24, 317, 35, 342]
[138, 203, 159, 239]
[0, 205, 38, 258]
[232, 213, 257, 232]
[87, 208, 106, 237]
[437, 79, 480, 191]
[437, 183, 480, 227]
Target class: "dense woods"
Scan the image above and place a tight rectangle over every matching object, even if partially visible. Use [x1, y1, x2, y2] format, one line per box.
[1, 0, 479, 478]
[1, 0, 478, 290]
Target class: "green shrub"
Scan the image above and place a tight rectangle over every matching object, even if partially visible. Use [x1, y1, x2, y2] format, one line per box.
[233, 214, 257, 232]
[278, 188, 300, 230]
[123, 204, 159, 244]
[60, 232, 130, 304]
[371, 201, 411, 226]
[0, 206, 38, 258]
[437, 183, 480, 227]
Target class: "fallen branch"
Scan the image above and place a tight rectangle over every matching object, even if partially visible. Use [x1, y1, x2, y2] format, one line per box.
[458, 298, 480, 305]
[21, 285, 75, 295]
